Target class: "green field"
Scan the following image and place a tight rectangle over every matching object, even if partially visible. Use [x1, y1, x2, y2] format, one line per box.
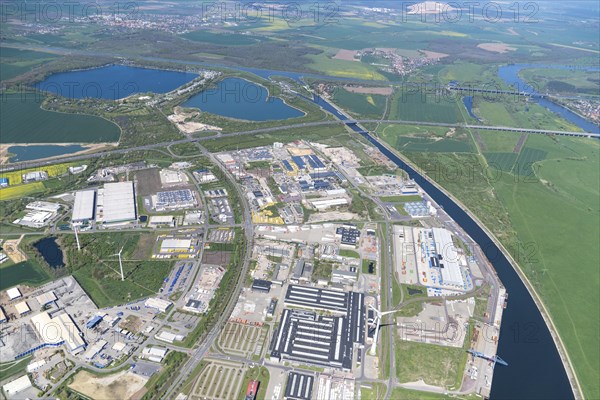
[339, 249, 359, 258]
[393, 133, 600, 399]
[475, 98, 582, 132]
[388, 91, 464, 124]
[331, 88, 387, 118]
[306, 49, 386, 80]
[0, 94, 121, 143]
[72, 260, 173, 308]
[0, 259, 52, 290]
[519, 68, 600, 95]
[0, 46, 57, 81]
[378, 125, 473, 153]
[395, 339, 467, 389]
[182, 31, 262, 45]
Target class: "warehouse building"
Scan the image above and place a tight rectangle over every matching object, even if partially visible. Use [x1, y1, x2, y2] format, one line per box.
[72, 190, 96, 224]
[285, 372, 314, 400]
[15, 301, 30, 316]
[251, 279, 272, 293]
[35, 291, 57, 306]
[2, 375, 32, 396]
[336, 226, 361, 246]
[270, 309, 353, 370]
[145, 298, 172, 313]
[431, 228, 465, 288]
[30, 311, 86, 354]
[284, 285, 348, 313]
[7, 287, 22, 300]
[159, 238, 193, 253]
[153, 189, 196, 211]
[284, 285, 365, 345]
[101, 181, 137, 224]
[26, 201, 61, 213]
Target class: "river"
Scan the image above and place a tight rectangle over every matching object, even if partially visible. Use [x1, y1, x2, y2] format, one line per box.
[498, 64, 600, 134]
[311, 94, 574, 400]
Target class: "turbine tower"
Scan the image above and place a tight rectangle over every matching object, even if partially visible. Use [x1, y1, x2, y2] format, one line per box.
[369, 305, 398, 356]
[113, 246, 125, 281]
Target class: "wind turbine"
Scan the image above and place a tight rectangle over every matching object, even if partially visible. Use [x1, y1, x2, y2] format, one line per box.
[113, 246, 125, 281]
[369, 305, 398, 356]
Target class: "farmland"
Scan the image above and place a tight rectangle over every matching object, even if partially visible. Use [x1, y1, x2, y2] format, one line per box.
[377, 124, 474, 154]
[0, 182, 46, 201]
[331, 88, 387, 119]
[392, 132, 600, 399]
[0, 162, 75, 186]
[0, 46, 58, 81]
[1, 93, 121, 143]
[388, 91, 464, 124]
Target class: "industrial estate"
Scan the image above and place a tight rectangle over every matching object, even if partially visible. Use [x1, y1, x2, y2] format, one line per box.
[0, 137, 508, 400]
[1, 1, 598, 400]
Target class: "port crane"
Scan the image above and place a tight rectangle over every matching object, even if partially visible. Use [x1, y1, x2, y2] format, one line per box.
[468, 349, 508, 367]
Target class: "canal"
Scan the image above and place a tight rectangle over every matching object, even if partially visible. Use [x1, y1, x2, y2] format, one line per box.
[311, 95, 574, 400]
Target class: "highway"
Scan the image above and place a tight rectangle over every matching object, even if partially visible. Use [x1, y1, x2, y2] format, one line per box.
[1, 118, 596, 173]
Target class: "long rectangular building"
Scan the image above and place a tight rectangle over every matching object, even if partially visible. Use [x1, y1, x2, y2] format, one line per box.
[102, 182, 136, 224]
[270, 309, 353, 370]
[431, 228, 464, 288]
[284, 285, 365, 346]
[72, 190, 96, 223]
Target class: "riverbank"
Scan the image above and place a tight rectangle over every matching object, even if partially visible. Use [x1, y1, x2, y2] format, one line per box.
[371, 132, 582, 400]
[0, 143, 118, 165]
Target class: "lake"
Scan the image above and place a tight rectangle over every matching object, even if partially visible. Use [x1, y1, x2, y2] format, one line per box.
[33, 237, 65, 269]
[36, 65, 198, 100]
[182, 77, 304, 121]
[8, 144, 89, 162]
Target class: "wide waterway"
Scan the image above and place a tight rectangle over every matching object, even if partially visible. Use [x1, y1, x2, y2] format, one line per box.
[498, 64, 600, 134]
[311, 94, 574, 400]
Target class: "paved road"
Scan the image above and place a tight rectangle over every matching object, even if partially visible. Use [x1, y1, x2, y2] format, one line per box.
[162, 142, 255, 399]
[1, 118, 596, 173]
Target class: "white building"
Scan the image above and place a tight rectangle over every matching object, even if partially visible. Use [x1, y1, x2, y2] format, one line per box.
[15, 301, 30, 315]
[431, 228, 465, 288]
[144, 298, 172, 313]
[310, 197, 349, 210]
[2, 375, 32, 396]
[72, 190, 96, 224]
[30, 311, 86, 354]
[101, 181, 137, 224]
[160, 238, 192, 253]
[6, 287, 22, 300]
[26, 201, 61, 213]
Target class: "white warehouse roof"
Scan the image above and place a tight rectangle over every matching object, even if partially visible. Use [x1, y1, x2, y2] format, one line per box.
[103, 182, 136, 223]
[2, 375, 32, 395]
[30, 311, 86, 353]
[432, 228, 465, 288]
[72, 190, 96, 222]
[6, 287, 22, 300]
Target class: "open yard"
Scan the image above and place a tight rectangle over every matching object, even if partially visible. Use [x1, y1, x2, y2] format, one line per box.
[69, 370, 148, 400]
[395, 339, 467, 389]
